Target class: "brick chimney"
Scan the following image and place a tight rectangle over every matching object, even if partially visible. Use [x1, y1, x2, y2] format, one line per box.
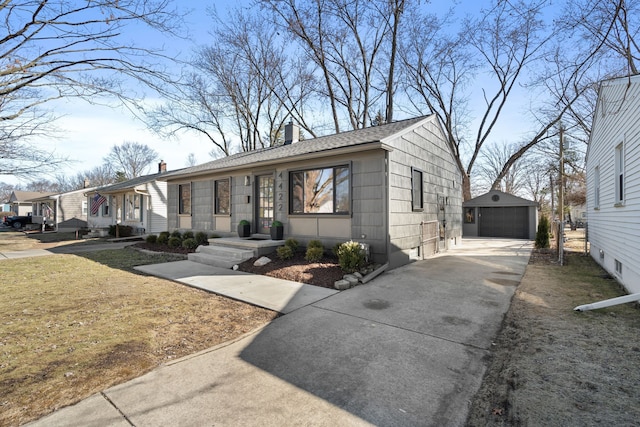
[158, 160, 167, 173]
[83, 178, 90, 188]
[284, 121, 300, 145]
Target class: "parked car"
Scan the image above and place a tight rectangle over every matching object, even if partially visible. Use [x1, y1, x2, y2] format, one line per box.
[3, 214, 33, 229]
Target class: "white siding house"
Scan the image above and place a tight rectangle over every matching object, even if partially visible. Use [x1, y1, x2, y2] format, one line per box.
[87, 163, 171, 235]
[586, 74, 640, 294]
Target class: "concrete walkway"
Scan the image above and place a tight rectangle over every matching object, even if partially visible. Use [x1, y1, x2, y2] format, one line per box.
[134, 260, 339, 314]
[27, 238, 533, 427]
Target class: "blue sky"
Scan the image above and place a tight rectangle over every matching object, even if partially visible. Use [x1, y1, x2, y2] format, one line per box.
[2, 0, 556, 186]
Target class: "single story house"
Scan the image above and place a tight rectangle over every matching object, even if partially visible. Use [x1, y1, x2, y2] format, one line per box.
[586, 74, 640, 294]
[8, 191, 54, 216]
[160, 115, 463, 269]
[462, 190, 538, 239]
[87, 162, 171, 235]
[28, 186, 97, 232]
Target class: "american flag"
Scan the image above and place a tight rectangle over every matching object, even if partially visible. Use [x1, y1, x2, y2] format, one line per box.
[91, 193, 107, 215]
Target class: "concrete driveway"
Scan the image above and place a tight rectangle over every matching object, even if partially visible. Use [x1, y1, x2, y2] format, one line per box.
[28, 238, 532, 427]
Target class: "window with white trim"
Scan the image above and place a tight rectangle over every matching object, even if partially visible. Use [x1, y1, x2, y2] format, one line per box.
[124, 193, 143, 221]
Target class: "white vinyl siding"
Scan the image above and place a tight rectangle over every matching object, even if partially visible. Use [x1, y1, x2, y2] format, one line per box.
[586, 75, 640, 293]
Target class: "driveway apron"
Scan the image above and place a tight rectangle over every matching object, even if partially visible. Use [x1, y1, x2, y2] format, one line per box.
[28, 238, 532, 427]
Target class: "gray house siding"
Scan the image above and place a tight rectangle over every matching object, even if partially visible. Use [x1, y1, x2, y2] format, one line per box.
[387, 119, 462, 268]
[161, 115, 462, 269]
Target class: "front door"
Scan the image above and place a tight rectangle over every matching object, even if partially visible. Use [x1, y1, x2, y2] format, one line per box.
[255, 174, 275, 234]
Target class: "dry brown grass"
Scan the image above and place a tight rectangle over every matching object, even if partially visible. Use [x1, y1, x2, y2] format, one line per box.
[0, 235, 277, 426]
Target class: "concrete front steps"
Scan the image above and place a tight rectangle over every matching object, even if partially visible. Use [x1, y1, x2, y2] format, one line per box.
[187, 236, 285, 269]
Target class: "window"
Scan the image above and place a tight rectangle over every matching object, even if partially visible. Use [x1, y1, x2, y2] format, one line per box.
[124, 193, 143, 221]
[593, 166, 600, 209]
[615, 259, 622, 275]
[102, 196, 110, 216]
[179, 183, 191, 215]
[412, 168, 423, 211]
[290, 166, 350, 214]
[215, 179, 230, 215]
[465, 208, 475, 223]
[615, 143, 624, 204]
[83, 201, 89, 216]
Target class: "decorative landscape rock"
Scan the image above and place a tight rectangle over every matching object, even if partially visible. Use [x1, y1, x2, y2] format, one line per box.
[253, 256, 272, 267]
[343, 274, 359, 285]
[334, 279, 351, 290]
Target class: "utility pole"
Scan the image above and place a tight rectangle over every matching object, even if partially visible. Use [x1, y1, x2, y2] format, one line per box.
[558, 126, 565, 266]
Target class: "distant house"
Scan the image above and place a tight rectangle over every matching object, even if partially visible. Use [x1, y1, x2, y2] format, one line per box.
[586, 74, 640, 294]
[28, 186, 96, 232]
[8, 191, 54, 216]
[87, 161, 172, 235]
[160, 116, 463, 269]
[462, 190, 538, 239]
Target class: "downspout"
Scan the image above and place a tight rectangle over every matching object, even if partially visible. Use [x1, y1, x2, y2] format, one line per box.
[384, 152, 390, 266]
[54, 195, 60, 232]
[574, 293, 640, 311]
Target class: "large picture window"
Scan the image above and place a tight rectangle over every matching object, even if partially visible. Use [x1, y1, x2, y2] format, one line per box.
[215, 179, 230, 215]
[179, 183, 191, 215]
[290, 166, 350, 214]
[412, 168, 423, 211]
[124, 193, 142, 221]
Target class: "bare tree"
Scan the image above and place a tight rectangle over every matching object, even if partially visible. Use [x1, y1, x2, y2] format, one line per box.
[261, 0, 405, 132]
[148, 7, 313, 157]
[476, 142, 528, 195]
[0, 0, 183, 178]
[104, 142, 158, 180]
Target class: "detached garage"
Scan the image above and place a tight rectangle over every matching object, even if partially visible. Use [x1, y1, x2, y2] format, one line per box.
[463, 190, 538, 239]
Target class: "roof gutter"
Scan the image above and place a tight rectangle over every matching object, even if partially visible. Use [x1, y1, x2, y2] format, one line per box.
[574, 293, 640, 311]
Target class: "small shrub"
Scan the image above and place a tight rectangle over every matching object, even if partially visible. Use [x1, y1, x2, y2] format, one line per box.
[535, 215, 550, 249]
[305, 246, 324, 262]
[307, 239, 323, 249]
[146, 234, 158, 244]
[276, 245, 294, 260]
[168, 236, 182, 248]
[170, 230, 182, 239]
[182, 238, 198, 250]
[284, 238, 299, 251]
[182, 231, 194, 240]
[157, 232, 170, 245]
[332, 242, 342, 257]
[336, 241, 366, 273]
[195, 231, 209, 246]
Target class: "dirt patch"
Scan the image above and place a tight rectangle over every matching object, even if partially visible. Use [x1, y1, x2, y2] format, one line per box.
[467, 233, 640, 426]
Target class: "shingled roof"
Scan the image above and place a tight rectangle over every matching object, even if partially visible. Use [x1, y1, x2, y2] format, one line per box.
[160, 115, 432, 180]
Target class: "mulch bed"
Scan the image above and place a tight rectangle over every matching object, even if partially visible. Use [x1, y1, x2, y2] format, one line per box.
[237, 252, 345, 288]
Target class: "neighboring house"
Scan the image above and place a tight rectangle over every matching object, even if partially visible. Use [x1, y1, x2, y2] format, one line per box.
[160, 116, 463, 269]
[586, 74, 640, 294]
[1, 203, 10, 212]
[87, 162, 171, 235]
[28, 186, 96, 232]
[462, 190, 539, 239]
[8, 191, 54, 215]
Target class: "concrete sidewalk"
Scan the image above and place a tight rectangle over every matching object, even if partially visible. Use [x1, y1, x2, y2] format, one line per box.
[27, 238, 533, 427]
[134, 260, 339, 314]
